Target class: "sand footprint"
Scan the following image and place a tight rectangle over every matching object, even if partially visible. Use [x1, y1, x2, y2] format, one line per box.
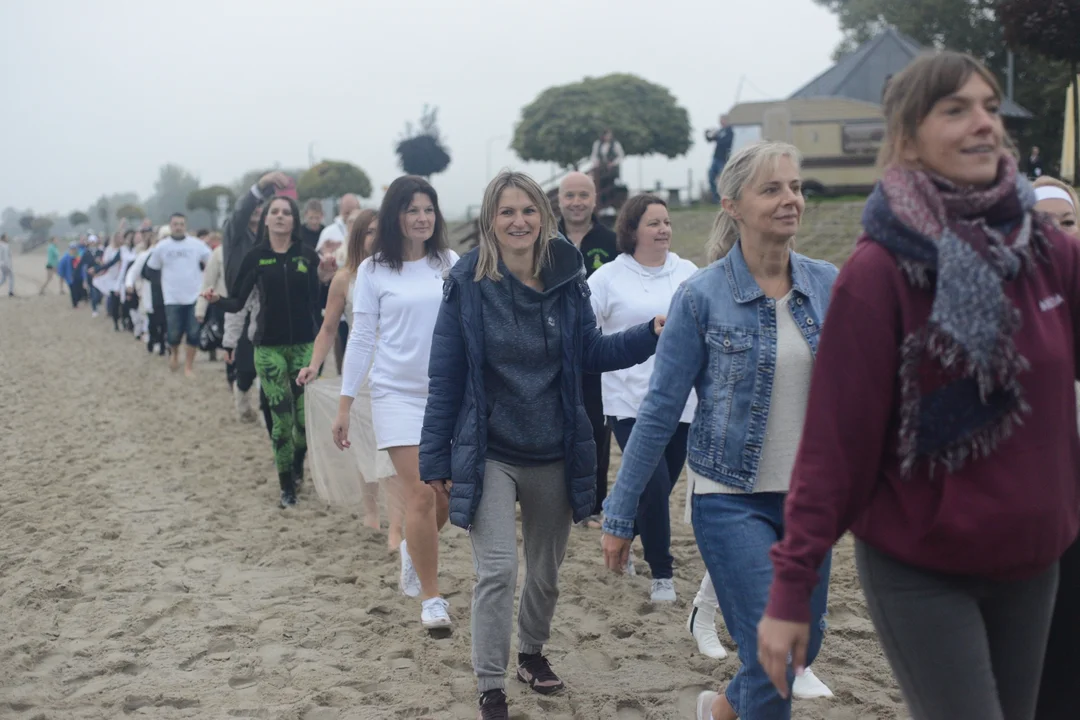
[384, 647, 414, 672]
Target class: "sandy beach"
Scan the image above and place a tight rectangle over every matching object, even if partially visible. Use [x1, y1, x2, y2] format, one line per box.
[0, 250, 906, 719]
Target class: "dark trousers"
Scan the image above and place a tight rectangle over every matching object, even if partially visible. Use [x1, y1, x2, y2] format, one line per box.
[68, 281, 83, 308]
[88, 285, 102, 312]
[583, 372, 610, 517]
[856, 540, 1058, 720]
[610, 418, 689, 579]
[1036, 533, 1080, 719]
[107, 292, 121, 330]
[147, 310, 167, 354]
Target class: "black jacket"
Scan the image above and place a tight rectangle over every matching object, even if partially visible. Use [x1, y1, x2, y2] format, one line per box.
[217, 242, 322, 347]
[557, 217, 617, 278]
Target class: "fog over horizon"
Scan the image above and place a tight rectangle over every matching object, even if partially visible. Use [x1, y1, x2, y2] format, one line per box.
[1, 0, 842, 220]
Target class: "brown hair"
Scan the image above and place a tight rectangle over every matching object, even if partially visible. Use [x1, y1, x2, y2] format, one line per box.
[476, 171, 557, 282]
[302, 198, 324, 215]
[878, 51, 1011, 168]
[615, 194, 668, 255]
[345, 209, 377, 273]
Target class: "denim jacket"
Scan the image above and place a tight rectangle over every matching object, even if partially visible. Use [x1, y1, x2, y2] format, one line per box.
[601, 241, 838, 539]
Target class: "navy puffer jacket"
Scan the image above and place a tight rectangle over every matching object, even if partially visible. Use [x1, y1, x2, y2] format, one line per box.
[419, 237, 659, 529]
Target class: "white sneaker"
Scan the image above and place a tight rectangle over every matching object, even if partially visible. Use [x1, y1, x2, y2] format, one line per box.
[92, 311, 99, 318]
[420, 596, 451, 631]
[792, 667, 834, 700]
[625, 551, 636, 577]
[650, 578, 676, 602]
[687, 605, 728, 659]
[696, 690, 719, 720]
[399, 540, 421, 598]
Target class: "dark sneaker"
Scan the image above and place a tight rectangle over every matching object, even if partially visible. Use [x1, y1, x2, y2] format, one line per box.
[516, 653, 564, 695]
[478, 690, 509, 720]
[278, 472, 297, 508]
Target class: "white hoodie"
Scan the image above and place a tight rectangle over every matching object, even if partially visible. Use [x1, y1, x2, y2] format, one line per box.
[588, 251, 699, 423]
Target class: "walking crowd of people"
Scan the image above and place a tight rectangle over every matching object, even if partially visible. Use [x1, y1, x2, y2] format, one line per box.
[10, 49, 1080, 720]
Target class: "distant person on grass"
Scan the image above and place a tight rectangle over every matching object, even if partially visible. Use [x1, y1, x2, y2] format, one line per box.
[146, 212, 211, 376]
[556, 171, 618, 528]
[706, 114, 734, 203]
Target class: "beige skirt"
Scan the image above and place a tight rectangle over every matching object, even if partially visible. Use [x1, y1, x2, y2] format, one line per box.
[304, 377, 395, 506]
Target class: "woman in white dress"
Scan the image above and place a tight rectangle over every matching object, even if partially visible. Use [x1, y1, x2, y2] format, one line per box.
[298, 210, 401, 546]
[334, 175, 459, 635]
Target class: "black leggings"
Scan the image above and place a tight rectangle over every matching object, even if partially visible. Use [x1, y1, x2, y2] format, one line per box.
[147, 310, 167, 353]
[856, 540, 1058, 720]
[107, 292, 122, 330]
[583, 372, 610, 516]
[1036, 534, 1080, 719]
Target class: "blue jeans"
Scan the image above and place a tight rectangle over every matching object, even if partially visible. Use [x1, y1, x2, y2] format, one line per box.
[708, 157, 726, 202]
[692, 492, 831, 720]
[165, 303, 201, 348]
[610, 418, 689, 579]
[88, 284, 102, 312]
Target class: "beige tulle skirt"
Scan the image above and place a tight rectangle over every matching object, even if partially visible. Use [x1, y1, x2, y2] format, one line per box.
[304, 377, 395, 506]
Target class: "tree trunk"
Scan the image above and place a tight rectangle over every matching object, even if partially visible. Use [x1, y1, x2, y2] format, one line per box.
[1073, 60, 1079, 185]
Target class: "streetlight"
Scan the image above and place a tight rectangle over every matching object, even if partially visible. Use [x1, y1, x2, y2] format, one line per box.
[486, 135, 510, 180]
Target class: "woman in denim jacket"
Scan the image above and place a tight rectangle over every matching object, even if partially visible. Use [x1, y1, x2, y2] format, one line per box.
[600, 142, 837, 720]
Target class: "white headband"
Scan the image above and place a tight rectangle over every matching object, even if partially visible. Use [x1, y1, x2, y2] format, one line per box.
[1034, 185, 1076, 209]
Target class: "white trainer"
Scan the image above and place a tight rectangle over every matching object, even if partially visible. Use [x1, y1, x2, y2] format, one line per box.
[399, 540, 421, 598]
[793, 667, 834, 699]
[650, 578, 676, 602]
[687, 605, 728, 659]
[420, 596, 452, 631]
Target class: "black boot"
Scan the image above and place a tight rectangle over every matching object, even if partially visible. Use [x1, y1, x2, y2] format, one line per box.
[292, 448, 307, 491]
[278, 471, 297, 508]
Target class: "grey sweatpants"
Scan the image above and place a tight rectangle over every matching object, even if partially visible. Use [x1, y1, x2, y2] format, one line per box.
[471, 459, 570, 691]
[856, 540, 1058, 720]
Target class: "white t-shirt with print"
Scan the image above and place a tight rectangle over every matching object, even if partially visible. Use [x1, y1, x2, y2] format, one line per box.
[147, 236, 212, 306]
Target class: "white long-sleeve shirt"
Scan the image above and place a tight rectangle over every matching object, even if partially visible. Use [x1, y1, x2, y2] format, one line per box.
[588, 251, 698, 423]
[0, 241, 11, 271]
[195, 245, 227, 319]
[340, 251, 459, 399]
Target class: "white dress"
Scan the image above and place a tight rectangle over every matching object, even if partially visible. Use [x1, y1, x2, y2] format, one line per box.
[305, 274, 395, 507]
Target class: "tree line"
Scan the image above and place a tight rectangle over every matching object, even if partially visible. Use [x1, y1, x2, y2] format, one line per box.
[7, 5, 1079, 244]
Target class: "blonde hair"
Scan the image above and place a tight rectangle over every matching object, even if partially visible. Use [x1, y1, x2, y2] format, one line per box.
[705, 141, 802, 262]
[475, 170, 557, 282]
[1033, 176, 1080, 210]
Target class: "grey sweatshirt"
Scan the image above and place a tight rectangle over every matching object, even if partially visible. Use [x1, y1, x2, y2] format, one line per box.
[480, 255, 578, 466]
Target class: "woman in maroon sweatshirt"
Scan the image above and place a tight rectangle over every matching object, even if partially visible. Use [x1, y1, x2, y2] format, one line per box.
[759, 51, 1080, 720]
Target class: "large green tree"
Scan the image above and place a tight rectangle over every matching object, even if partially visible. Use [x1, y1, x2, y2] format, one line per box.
[396, 105, 451, 178]
[812, 0, 1071, 175]
[68, 210, 90, 228]
[297, 161, 372, 201]
[187, 184, 237, 225]
[512, 73, 692, 168]
[115, 204, 146, 221]
[997, 0, 1080, 182]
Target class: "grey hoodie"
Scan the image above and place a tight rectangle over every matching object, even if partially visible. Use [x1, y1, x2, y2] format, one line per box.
[480, 245, 582, 465]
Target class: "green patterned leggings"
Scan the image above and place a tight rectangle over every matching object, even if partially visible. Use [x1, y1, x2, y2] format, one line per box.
[254, 343, 314, 474]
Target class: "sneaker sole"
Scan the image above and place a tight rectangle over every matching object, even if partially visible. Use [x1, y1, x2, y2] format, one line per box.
[515, 671, 565, 696]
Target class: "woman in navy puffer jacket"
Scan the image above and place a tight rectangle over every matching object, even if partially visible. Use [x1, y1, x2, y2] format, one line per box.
[419, 171, 661, 718]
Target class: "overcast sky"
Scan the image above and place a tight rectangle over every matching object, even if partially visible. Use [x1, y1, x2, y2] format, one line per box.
[1, 0, 842, 218]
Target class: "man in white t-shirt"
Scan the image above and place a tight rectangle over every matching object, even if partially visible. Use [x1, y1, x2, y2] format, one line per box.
[147, 212, 211, 376]
[316, 193, 360, 256]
